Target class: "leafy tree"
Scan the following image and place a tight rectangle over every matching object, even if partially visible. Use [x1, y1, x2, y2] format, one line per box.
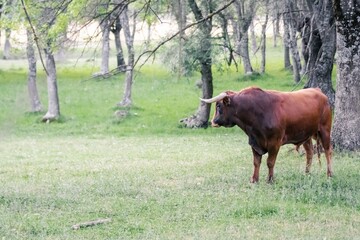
[180, 0, 216, 128]
[1, 0, 42, 112]
[22, 0, 72, 122]
[1, 0, 16, 59]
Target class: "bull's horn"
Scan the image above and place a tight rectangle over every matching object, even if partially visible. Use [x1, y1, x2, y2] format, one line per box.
[200, 92, 228, 103]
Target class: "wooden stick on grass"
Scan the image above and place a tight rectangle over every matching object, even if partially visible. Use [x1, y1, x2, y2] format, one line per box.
[71, 218, 112, 230]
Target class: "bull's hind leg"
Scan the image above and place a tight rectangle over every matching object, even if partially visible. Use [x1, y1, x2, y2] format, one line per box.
[251, 148, 262, 183]
[302, 138, 314, 173]
[319, 130, 333, 177]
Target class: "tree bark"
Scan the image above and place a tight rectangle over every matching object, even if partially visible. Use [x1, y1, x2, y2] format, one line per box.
[118, 4, 135, 107]
[171, 0, 187, 78]
[271, 3, 280, 48]
[180, 0, 214, 128]
[111, 16, 126, 70]
[304, 0, 336, 108]
[331, 0, 360, 151]
[240, 33, 253, 74]
[284, 0, 302, 83]
[300, 16, 311, 74]
[260, 12, 269, 74]
[250, 20, 257, 54]
[100, 18, 110, 75]
[26, 29, 42, 112]
[283, 17, 292, 69]
[42, 46, 60, 122]
[233, 0, 256, 74]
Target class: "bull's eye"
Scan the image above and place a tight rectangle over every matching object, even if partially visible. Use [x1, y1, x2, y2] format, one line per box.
[216, 103, 222, 114]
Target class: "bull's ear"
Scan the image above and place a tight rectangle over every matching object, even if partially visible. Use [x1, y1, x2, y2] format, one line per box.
[223, 96, 231, 106]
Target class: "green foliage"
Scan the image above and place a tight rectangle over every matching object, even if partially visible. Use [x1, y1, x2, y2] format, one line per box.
[47, 14, 69, 43]
[161, 39, 201, 76]
[0, 0, 23, 30]
[162, 33, 229, 77]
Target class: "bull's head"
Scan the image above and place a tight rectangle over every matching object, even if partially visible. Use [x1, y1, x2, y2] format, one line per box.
[200, 92, 235, 128]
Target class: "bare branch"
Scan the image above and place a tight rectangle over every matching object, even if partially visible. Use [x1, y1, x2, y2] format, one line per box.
[71, 218, 112, 230]
[134, 0, 235, 68]
[20, 0, 49, 76]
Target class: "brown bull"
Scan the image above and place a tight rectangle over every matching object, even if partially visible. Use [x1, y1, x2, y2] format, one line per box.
[201, 87, 333, 183]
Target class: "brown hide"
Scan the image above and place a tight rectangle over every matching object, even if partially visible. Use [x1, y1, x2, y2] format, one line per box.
[208, 87, 333, 182]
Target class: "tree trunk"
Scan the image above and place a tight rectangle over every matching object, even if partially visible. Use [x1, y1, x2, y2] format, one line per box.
[180, 0, 213, 128]
[240, 32, 253, 74]
[300, 16, 311, 74]
[172, 0, 187, 78]
[42, 46, 60, 122]
[284, 0, 302, 83]
[118, 4, 135, 107]
[182, 55, 214, 128]
[233, 0, 256, 75]
[250, 20, 257, 54]
[260, 12, 269, 74]
[331, 0, 360, 151]
[111, 17, 126, 70]
[304, 0, 336, 108]
[100, 19, 110, 75]
[289, 26, 301, 82]
[26, 29, 42, 112]
[3, 28, 11, 59]
[272, 7, 280, 48]
[283, 18, 292, 69]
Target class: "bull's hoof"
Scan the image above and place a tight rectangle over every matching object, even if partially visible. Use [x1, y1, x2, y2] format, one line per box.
[250, 177, 259, 183]
[267, 176, 274, 184]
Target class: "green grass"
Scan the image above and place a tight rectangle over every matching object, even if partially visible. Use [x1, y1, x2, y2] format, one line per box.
[1, 135, 359, 239]
[0, 45, 357, 239]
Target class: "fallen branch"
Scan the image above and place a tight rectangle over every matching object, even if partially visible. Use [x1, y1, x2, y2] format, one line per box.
[71, 218, 112, 230]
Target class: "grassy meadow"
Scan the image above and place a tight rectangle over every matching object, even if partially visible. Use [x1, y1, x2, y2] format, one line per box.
[1, 46, 360, 239]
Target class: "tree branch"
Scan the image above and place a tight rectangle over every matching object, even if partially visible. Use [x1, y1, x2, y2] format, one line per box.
[71, 218, 112, 230]
[20, 0, 49, 76]
[133, 0, 235, 69]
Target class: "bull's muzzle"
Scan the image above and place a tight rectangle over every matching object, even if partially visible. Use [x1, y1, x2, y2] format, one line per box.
[211, 121, 220, 128]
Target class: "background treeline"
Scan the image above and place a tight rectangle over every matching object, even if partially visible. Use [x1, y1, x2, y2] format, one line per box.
[0, 0, 359, 151]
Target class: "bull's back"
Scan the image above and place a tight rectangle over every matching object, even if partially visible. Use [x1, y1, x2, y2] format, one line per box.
[276, 88, 331, 144]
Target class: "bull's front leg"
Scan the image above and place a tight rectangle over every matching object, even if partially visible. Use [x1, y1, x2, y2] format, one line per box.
[251, 148, 262, 183]
[266, 147, 280, 183]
